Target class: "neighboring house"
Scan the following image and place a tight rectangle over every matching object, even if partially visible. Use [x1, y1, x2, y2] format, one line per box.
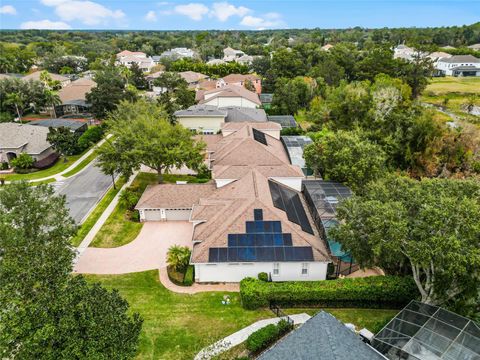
[56, 77, 96, 117]
[393, 44, 416, 61]
[468, 43, 480, 50]
[223, 46, 245, 62]
[145, 71, 165, 93]
[0, 123, 57, 168]
[197, 85, 262, 108]
[197, 79, 218, 91]
[372, 300, 480, 360]
[221, 73, 262, 94]
[235, 54, 254, 65]
[115, 50, 155, 73]
[259, 311, 386, 360]
[174, 105, 267, 133]
[159, 47, 196, 60]
[321, 44, 334, 51]
[428, 51, 452, 62]
[136, 122, 330, 282]
[179, 71, 209, 88]
[28, 118, 88, 135]
[206, 58, 226, 66]
[174, 105, 228, 134]
[436, 55, 480, 76]
[23, 71, 71, 88]
[267, 115, 297, 128]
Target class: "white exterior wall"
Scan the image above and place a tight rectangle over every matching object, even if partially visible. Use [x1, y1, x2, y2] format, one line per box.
[270, 177, 303, 192]
[176, 116, 225, 133]
[203, 97, 258, 109]
[262, 129, 281, 139]
[436, 60, 479, 75]
[195, 261, 328, 282]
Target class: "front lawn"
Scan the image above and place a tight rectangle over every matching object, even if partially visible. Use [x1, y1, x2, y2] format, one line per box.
[425, 76, 480, 95]
[89, 172, 206, 248]
[87, 271, 397, 360]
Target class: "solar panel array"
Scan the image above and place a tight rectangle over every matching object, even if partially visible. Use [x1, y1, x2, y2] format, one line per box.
[252, 128, 268, 145]
[268, 180, 314, 235]
[208, 209, 314, 262]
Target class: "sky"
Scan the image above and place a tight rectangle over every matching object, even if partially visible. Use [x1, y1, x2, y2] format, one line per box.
[0, 0, 479, 31]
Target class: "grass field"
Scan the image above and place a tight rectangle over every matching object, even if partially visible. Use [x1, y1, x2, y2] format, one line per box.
[89, 172, 206, 248]
[87, 270, 397, 360]
[424, 76, 480, 95]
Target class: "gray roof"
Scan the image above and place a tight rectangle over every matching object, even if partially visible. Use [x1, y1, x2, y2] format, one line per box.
[0, 123, 51, 154]
[174, 105, 227, 117]
[28, 119, 87, 131]
[221, 106, 268, 123]
[268, 115, 297, 128]
[259, 311, 386, 360]
[440, 55, 480, 63]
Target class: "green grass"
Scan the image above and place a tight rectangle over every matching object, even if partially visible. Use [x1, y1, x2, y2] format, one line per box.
[425, 76, 480, 95]
[5, 153, 85, 181]
[28, 178, 56, 186]
[89, 172, 209, 248]
[86, 271, 397, 360]
[71, 177, 126, 247]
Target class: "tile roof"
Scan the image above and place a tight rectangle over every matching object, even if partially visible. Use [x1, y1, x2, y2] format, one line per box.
[439, 55, 480, 63]
[58, 77, 96, 104]
[259, 311, 386, 360]
[198, 85, 261, 105]
[174, 105, 227, 117]
[222, 73, 260, 83]
[221, 106, 267, 123]
[179, 71, 208, 84]
[23, 71, 70, 82]
[0, 123, 51, 154]
[136, 183, 216, 209]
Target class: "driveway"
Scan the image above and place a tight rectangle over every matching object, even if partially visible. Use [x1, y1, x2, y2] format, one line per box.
[74, 222, 193, 274]
[54, 159, 112, 224]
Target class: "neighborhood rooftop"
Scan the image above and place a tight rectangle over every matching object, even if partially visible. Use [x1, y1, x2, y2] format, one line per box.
[0, 123, 51, 154]
[27, 118, 87, 131]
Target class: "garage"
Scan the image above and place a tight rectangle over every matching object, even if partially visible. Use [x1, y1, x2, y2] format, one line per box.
[143, 209, 163, 221]
[165, 209, 192, 221]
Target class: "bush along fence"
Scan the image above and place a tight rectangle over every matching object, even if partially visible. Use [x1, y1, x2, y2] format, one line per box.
[239, 276, 418, 310]
[246, 319, 293, 354]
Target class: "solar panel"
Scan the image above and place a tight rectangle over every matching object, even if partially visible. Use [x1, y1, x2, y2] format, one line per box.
[254, 209, 263, 220]
[252, 128, 267, 145]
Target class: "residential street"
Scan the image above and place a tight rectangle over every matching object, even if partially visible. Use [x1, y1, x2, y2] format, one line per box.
[54, 159, 112, 224]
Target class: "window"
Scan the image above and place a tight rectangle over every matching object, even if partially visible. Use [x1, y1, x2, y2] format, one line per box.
[273, 262, 280, 276]
[301, 263, 309, 275]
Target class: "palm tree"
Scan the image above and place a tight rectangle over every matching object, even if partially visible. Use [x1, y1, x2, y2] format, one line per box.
[166, 245, 191, 271]
[119, 65, 132, 85]
[5, 92, 25, 123]
[43, 89, 61, 118]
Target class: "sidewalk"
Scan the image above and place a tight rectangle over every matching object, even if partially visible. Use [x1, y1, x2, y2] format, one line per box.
[194, 313, 311, 360]
[5, 134, 112, 184]
[158, 267, 240, 294]
[74, 171, 137, 261]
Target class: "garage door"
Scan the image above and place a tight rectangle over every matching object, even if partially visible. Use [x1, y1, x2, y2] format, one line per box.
[165, 209, 191, 221]
[144, 209, 163, 221]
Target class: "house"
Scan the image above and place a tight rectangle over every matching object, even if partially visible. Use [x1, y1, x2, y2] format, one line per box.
[372, 300, 480, 360]
[56, 77, 96, 117]
[115, 50, 155, 73]
[221, 74, 262, 94]
[267, 115, 297, 128]
[428, 51, 452, 62]
[178, 71, 209, 88]
[0, 123, 57, 168]
[136, 122, 330, 282]
[23, 71, 71, 88]
[145, 71, 165, 93]
[174, 105, 267, 133]
[235, 54, 254, 65]
[468, 43, 480, 50]
[321, 44, 334, 51]
[259, 311, 386, 360]
[197, 85, 261, 108]
[393, 44, 416, 61]
[159, 47, 196, 60]
[206, 58, 226, 66]
[28, 118, 88, 135]
[223, 46, 245, 62]
[435, 55, 480, 76]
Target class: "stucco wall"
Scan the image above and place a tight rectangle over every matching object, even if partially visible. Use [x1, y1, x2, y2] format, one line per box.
[177, 116, 225, 133]
[203, 97, 258, 109]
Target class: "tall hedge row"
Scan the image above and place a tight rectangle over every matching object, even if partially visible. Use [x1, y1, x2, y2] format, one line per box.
[240, 276, 418, 310]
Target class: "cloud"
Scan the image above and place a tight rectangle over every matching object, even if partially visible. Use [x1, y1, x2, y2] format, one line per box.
[210, 2, 250, 22]
[41, 0, 125, 26]
[174, 3, 209, 21]
[0, 5, 16, 14]
[145, 10, 157, 22]
[157, 1, 170, 5]
[240, 13, 285, 29]
[20, 19, 71, 29]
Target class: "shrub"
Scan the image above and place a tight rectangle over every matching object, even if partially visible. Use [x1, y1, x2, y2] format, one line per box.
[240, 276, 418, 310]
[11, 153, 34, 170]
[130, 210, 140, 222]
[166, 245, 191, 272]
[183, 265, 194, 286]
[258, 272, 269, 282]
[246, 319, 292, 353]
[119, 187, 141, 211]
[77, 126, 104, 150]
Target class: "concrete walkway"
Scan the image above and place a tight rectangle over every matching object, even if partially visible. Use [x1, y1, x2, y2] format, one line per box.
[74, 171, 137, 260]
[5, 134, 112, 184]
[194, 313, 311, 360]
[158, 267, 240, 294]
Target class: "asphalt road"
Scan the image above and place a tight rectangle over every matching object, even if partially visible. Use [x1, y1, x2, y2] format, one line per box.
[53, 160, 112, 224]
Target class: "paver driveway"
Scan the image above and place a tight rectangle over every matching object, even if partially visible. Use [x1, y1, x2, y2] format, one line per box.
[74, 221, 193, 274]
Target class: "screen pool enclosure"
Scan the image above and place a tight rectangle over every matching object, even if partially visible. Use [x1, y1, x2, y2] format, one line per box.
[372, 300, 480, 360]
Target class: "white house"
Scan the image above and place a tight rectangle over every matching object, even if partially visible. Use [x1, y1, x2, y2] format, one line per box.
[223, 47, 247, 62]
[436, 55, 480, 76]
[135, 123, 330, 283]
[115, 50, 155, 73]
[197, 85, 261, 109]
[160, 47, 196, 60]
[393, 44, 416, 61]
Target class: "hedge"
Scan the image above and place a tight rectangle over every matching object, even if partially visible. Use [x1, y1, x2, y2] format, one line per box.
[240, 276, 418, 310]
[246, 319, 292, 353]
